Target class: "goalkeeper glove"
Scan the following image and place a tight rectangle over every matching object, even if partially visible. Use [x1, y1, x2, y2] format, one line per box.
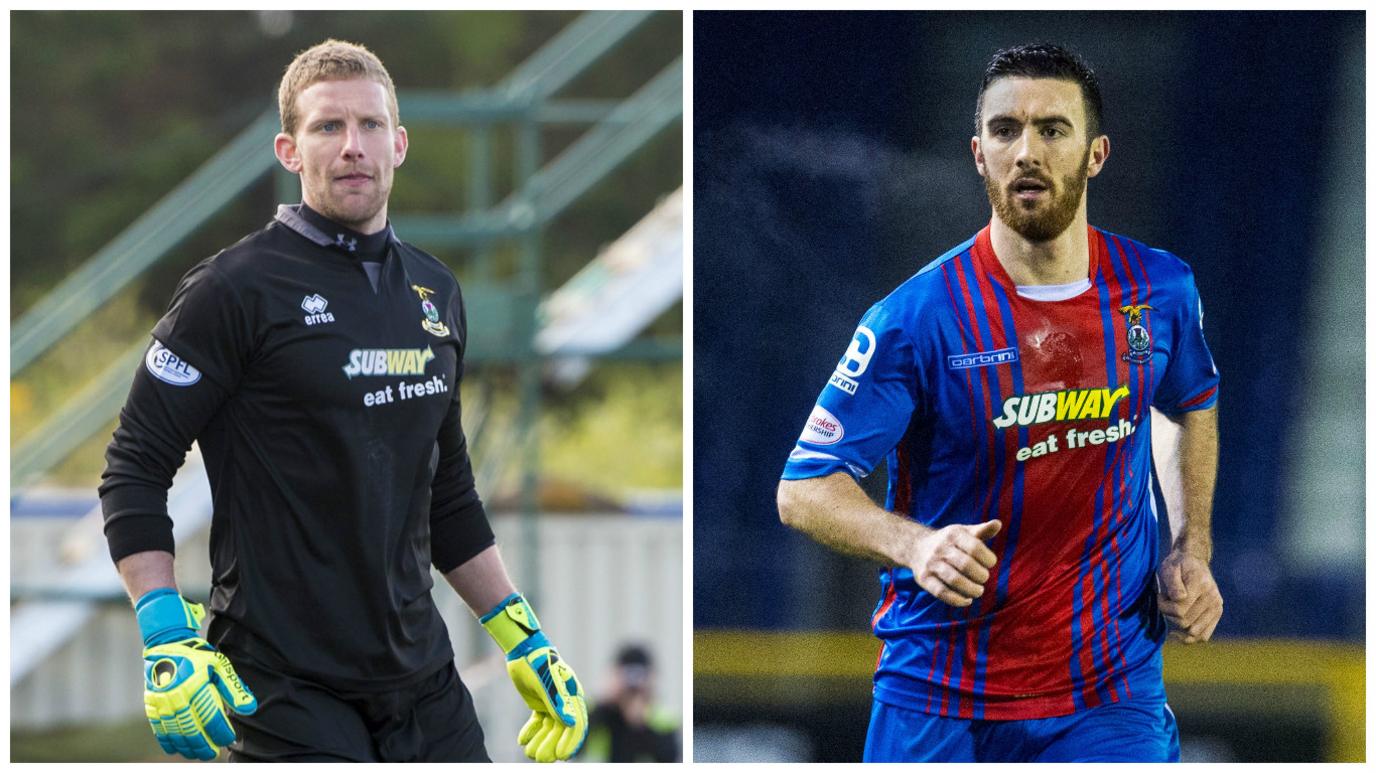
[136, 588, 257, 760]
[481, 593, 588, 762]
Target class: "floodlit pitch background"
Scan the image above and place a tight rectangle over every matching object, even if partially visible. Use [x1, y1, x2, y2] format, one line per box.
[10, 10, 683, 762]
[693, 10, 1363, 763]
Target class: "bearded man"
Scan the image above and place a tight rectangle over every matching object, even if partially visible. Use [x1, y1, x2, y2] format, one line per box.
[100, 39, 586, 763]
[777, 43, 1221, 763]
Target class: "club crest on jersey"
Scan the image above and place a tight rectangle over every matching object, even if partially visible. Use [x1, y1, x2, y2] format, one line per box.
[1120, 304, 1153, 363]
[412, 284, 451, 338]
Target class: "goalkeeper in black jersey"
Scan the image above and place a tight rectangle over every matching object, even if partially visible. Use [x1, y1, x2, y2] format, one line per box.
[99, 39, 586, 763]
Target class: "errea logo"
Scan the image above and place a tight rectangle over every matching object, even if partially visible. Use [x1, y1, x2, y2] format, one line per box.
[301, 294, 335, 326]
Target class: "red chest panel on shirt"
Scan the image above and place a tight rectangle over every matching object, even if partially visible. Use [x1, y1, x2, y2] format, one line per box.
[1013, 301, 1099, 394]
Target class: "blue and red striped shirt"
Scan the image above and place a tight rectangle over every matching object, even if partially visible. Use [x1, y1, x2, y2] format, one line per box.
[783, 224, 1219, 720]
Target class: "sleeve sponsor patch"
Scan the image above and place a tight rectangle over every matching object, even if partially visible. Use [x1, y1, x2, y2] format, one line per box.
[145, 341, 202, 386]
[799, 405, 844, 445]
[829, 325, 876, 395]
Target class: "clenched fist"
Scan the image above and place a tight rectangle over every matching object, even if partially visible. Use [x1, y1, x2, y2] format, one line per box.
[909, 520, 1001, 607]
[1157, 549, 1223, 643]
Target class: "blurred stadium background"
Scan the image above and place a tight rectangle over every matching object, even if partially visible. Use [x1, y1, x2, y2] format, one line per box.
[10, 10, 682, 762]
[694, 11, 1363, 763]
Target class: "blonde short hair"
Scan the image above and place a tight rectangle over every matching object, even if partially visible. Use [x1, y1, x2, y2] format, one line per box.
[277, 39, 399, 136]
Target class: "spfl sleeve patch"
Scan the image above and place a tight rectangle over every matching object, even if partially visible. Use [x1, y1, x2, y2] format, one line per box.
[145, 341, 202, 386]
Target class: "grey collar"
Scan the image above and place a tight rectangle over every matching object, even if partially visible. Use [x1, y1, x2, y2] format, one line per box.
[274, 204, 397, 249]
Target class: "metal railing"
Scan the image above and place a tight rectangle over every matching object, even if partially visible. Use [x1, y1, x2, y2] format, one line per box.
[10, 13, 682, 703]
[11, 11, 681, 493]
[10, 10, 667, 377]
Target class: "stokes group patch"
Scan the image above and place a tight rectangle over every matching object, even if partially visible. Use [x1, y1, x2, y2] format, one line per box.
[800, 405, 845, 445]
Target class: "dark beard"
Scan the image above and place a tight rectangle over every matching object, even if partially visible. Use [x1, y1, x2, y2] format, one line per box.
[985, 147, 1091, 243]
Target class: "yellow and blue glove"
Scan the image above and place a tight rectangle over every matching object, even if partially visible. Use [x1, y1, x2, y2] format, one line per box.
[136, 588, 257, 760]
[481, 593, 588, 762]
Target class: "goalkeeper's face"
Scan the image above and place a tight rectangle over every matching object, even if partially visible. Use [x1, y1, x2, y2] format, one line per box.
[274, 77, 408, 234]
[973, 77, 1107, 243]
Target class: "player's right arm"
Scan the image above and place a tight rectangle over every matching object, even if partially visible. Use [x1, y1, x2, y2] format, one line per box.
[777, 300, 999, 607]
[99, 258, 258, 759]
[778, 474, 1000, 607]
[100, 260, 251, 565]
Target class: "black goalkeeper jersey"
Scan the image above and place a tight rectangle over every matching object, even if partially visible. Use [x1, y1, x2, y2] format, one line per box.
[100, 204, 495, 691]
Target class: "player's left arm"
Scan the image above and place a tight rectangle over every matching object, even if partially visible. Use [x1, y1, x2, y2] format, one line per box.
[441, 544, 516, 617]
[442, 548, 589, 763]
[429, 284, 584, 761]
[428, 410, 589, 762]
[1153, 404, 1222, 643]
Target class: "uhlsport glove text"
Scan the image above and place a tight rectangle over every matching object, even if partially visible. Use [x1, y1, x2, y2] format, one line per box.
[137, 588, 257, 760]
[481, 592, 588, 762]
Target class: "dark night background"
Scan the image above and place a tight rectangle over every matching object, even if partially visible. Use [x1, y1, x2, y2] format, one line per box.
[693, 11, 1364, 640]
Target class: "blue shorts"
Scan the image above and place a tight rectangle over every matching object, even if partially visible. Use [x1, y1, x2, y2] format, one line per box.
[863, 695, 1180, 762]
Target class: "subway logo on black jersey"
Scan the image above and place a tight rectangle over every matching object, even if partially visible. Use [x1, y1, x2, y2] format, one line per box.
[342, 347, 435, 379]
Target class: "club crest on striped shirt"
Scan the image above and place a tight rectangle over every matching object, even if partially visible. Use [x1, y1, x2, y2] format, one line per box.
[1120, 304, 1153, 363]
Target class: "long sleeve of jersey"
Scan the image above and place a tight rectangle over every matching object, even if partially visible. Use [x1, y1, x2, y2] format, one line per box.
[428, 396, 494, 573]
[427, 288, 495, 574]
[99, 261, 248, 563]
[98, 207, 500, 688]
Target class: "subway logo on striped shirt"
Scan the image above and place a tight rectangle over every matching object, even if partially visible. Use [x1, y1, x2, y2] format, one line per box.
[992, 385, 1131, 429]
